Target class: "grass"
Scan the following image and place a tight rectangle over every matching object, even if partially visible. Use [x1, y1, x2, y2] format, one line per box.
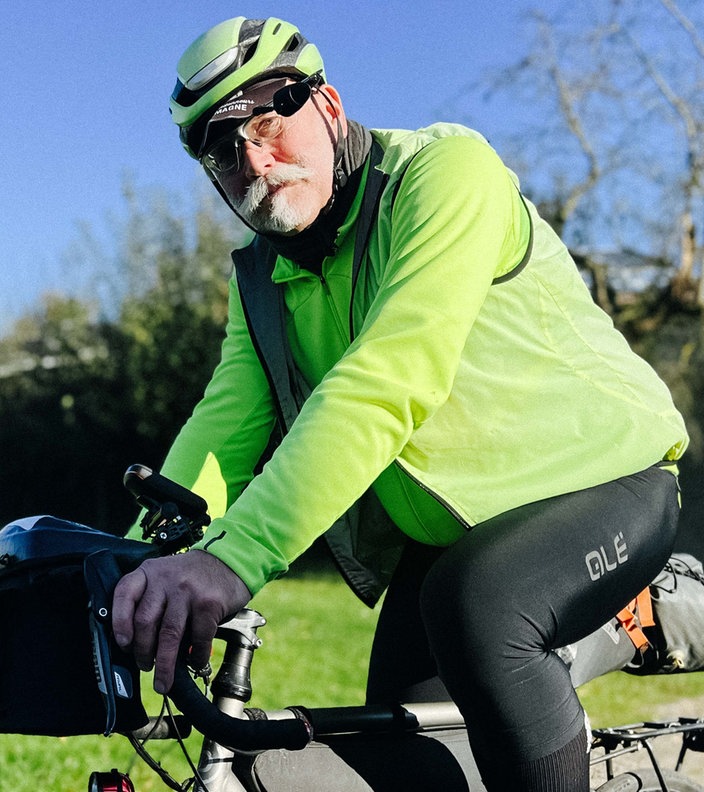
[580, 668, 704, 727]
[1, 572, 703, 791]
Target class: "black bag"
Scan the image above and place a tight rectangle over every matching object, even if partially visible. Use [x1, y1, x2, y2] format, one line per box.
[0, 515, 157, 737]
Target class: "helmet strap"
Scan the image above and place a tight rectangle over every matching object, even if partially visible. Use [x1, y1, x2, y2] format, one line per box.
[311, 89, 347, 208]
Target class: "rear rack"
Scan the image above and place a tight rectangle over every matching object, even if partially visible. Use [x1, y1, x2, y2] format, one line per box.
[590, 718, 704, 784]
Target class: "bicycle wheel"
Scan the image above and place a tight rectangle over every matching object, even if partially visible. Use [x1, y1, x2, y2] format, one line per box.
[595, 768, 704, 791]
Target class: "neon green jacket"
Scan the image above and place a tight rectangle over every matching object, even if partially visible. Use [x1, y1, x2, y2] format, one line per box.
[148, 124, 688, 598]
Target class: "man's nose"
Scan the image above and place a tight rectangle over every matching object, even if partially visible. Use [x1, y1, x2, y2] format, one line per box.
[242, 140, 276, 178]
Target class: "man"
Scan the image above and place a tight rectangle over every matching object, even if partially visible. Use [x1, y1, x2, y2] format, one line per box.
[113, 17, 688, 790]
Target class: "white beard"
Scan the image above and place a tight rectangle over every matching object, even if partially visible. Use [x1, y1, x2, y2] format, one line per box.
[236, 163, 318, 234]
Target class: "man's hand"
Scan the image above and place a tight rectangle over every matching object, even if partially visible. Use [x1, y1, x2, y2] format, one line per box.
[112, 550, 251, 694]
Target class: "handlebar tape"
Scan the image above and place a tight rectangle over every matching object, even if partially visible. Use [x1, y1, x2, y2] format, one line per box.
[168, 661, 312, 752]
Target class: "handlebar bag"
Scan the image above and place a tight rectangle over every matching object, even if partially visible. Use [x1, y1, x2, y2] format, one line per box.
[0, 515, 157, 736]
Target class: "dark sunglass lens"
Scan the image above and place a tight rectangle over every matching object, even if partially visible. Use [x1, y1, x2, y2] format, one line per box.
[273, 81, 312, 117]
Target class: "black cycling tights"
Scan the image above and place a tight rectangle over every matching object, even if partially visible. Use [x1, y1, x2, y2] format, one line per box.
[366, 465, 680, 791]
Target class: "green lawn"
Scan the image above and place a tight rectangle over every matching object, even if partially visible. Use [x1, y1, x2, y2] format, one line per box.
[1, 573, 703, 791]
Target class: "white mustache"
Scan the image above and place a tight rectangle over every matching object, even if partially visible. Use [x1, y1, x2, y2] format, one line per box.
[238, 164, 313, 215]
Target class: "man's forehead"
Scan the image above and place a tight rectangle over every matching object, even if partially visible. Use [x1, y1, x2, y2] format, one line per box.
[210, 77, 289, 122]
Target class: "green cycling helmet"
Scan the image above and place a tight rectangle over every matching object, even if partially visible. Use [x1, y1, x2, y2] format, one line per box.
[171, 17, 326, 158]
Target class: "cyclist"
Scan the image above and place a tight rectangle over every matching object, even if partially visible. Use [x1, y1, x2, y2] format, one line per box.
[112, 17, 689, 791]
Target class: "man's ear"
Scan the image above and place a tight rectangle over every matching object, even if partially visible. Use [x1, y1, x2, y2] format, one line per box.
[319, 84, 348, 136]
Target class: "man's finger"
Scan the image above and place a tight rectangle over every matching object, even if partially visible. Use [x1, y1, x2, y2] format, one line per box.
[153, 600, 190, 694]
[111, 566, 149, 649]
[185, 600, 221, 673]
[130, 584, 168, 672]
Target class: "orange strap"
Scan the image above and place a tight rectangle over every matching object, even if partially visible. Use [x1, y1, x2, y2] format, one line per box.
[616, 587, 655, 652]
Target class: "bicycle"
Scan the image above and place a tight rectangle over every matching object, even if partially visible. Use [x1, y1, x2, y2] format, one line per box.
[108, 603, 704, 792]
[2, 465, 704, 792]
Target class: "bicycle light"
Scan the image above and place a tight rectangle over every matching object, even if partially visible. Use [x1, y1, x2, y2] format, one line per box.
[88, 770, 135, 792]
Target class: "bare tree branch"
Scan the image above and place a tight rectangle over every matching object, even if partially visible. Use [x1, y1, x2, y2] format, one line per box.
[659, 0, 704, 61]
[621, 25, 700, 156]
[615, 4, 704, 301]
[534, 15, 602, 223]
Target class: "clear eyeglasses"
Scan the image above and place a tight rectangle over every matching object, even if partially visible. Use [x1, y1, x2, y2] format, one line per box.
[201, 112, 298, 175]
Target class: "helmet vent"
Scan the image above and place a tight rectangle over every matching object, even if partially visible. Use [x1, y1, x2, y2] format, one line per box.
[240, 42, 258, 67]
[286, 34, 302, 52]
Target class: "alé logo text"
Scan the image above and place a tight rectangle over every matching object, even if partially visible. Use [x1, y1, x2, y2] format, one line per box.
[585, 533, 628, 581]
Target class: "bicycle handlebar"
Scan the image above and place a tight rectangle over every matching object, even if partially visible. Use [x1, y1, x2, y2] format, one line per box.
[168, 659, 312, 751]
[120, 465, 312, 751]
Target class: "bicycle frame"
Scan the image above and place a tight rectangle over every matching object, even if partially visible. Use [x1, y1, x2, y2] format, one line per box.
[178, 609, 483, 792]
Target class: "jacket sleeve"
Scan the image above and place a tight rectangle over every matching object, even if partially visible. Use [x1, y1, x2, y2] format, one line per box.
[128, 275, 277, 535]
[194, 135, 530, 594]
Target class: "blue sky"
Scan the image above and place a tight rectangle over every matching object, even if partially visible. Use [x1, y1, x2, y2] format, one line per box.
[1, 1, 564, 332]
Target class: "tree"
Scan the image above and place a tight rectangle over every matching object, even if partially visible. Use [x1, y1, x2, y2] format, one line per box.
[0, 185, 248, 533]
[117, 190, 240, 449]
[616, 0, 704, 307]
[463, 0, 704, 305]
[0, 295, 129, 528]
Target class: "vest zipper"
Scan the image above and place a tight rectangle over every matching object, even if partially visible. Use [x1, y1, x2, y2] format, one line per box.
[319, 274, 350, 346]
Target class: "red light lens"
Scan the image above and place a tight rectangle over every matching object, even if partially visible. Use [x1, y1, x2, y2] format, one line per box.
[88, 770, 135, 792]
